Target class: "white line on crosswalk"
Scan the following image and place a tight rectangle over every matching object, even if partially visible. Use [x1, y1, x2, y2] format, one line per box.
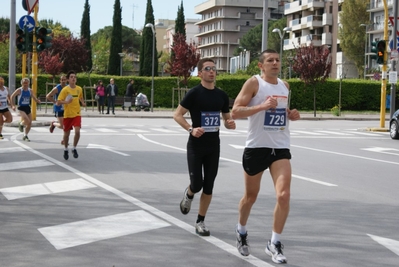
[149, 128, 179, 133]
[0, 178, 96, 200]
[0, 159, 53, 171]
[0, 147, 25, 153]
[124, 129, 150, 133]
[95, 128, 118, 133]
[291, 130, 326, 135]
[344, 131, 384, 136]
[38, 210, 171, 250]
[316, 130, 353, 136]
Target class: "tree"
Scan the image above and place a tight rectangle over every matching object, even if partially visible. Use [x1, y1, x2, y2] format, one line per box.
[167, 33, 200, 87]
[38, 34, 88, 74]
[80, 0, 93, 71]
[40, 53, 64, 83]
[339, 0, 369, 77]
[108, 0, 123, 75]
[140, 0, 158, 77]
[0, 18, 12, 34]
[175, 1, 186, 38]
[38, 19, 71, 37]
[292, 44, 332, 117]
[0, 33, 10, 73]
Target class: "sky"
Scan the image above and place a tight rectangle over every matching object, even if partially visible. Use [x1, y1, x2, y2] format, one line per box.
[1, 0, 205, 35]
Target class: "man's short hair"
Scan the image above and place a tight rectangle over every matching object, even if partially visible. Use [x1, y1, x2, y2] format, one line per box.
[259, 49, 279, 63]
[66, 70, 76, 79]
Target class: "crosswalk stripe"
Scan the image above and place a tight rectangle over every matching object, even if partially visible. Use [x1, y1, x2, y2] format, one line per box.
[344, 131, 384, 136]
[95, 128, 118, 133]
[149, 128, 179, 133]
[0, 147, 25, 153]
[317, 130, 353, 136]
[38, 210, 170, 250]
[0, 178, 96, 200]
[124, 129, 150, 133]
[0, 159, 53, 171]
[292, 130, 326, 135]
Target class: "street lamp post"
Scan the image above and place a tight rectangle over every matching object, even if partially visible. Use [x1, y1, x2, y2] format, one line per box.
[272, 27, 291, 78]
[360, 24, 371, 79]
[145, 23, 155, 112]
[118, 53, 125, 76]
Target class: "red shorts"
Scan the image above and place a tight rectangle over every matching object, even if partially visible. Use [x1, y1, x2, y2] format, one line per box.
[63, 116, 82, 132]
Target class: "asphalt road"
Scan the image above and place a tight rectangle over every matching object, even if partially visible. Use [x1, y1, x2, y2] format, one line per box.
[0, 118, 398, 267]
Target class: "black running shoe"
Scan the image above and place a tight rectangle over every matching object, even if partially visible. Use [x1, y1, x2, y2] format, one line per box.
[72, 149, 78, 158]
[63, 150, 69, 160]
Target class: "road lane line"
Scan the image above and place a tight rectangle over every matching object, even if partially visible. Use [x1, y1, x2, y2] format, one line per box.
[0, 159, 53, 171]
[292, 145, 399, 165]
[11, 135, 273, 267]
[0, 178, 96, 200]
[38, 210, 170, 250]
[0, 147, 25, 153]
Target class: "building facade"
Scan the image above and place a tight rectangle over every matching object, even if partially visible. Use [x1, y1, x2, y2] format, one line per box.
[194, 0, 284, 72]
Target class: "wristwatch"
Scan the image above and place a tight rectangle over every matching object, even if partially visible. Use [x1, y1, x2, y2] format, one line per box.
[188, 128, 193, 133]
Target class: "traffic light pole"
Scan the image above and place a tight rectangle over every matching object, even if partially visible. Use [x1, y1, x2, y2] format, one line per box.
[31, 4, 39, 120]
[380, 0, 388, 128]
[390, 0, 398, 118]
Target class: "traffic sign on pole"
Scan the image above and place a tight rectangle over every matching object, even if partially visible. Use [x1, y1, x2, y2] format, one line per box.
[18, 15, 35, 32]
[25, 0, 39, 14]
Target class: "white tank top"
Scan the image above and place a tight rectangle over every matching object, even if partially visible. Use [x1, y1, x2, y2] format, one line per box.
[245, 75, 290, 149]
[0, 86, 9, 110]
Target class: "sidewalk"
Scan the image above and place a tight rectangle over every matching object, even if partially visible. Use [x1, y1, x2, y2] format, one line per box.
[5, 107, 391, 130]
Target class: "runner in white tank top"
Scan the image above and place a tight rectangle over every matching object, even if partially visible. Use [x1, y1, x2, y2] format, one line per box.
[231, 49, 300, 264]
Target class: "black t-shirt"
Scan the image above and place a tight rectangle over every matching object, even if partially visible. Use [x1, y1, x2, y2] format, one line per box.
[180, 84, 230, 144]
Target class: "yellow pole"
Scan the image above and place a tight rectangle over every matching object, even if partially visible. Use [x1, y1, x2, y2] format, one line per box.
[22, 53, 26, 78]
[31, 5, 39, 120]
[380, 0, 388, 128]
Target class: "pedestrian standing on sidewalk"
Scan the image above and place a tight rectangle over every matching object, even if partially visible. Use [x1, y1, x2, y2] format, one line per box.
[122, 79, 135, 111]
[56, 70, 86, 160]
[106, 78, 118, 115]
[173, 58, 236, 236]
[47, 75, 67, 144]
[231, 49, 300, 264]
[10, 77, 41, 142]
[0, 76, 13, 139]
[95, 80, 106, 114]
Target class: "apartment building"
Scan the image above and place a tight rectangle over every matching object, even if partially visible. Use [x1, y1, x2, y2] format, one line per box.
[194, 0, 285, 72]
[163, 19, 201, 53]
[367, 0, 397, 72]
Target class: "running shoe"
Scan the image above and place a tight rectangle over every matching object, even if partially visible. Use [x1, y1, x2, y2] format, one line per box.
[63, 150, 69, 160]
[180, 187, 193, 215]
[18, 122, 23, 132]
[0, 134, 3, 139]
[49, 121, 55, 133]
[72, 149, 78, 158]
[22, 136, 30, 142]
[236, 229, 250, 256]
[265, 240, 287, 264]
[195, 221, 210, 236]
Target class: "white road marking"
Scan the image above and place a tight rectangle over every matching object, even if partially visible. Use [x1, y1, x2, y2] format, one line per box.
[31, 128, 52, 133]
[38, 210, 170, 250]
[293, 174, 337, 186]
[229, 144, 245, 149]
[344, 131, 383, 136]
[362, 147, 399, 156]
[124, 129, 150, 133]
[86, 143, 130, 156]
[292, 145, 399, 165]
[149, 128, 179, 133]
[0, 147, 25, 153]
[292, 130, 326, 135]
[0, 178, 96, 200]
[95, 128, 118, 133]
[317, 130, 353, 136]
[368, 234, 399, 256]
[0, 159, 53, 171]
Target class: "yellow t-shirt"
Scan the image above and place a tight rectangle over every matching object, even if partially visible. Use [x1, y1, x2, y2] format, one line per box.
[58, 85, 83, 118]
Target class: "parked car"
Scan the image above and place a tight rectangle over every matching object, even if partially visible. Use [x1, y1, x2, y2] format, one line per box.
[390, 109, 399, 139]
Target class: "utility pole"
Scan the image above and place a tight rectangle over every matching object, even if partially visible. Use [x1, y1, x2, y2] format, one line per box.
[8, 0, 16, 94]
[379, 0, 389, 128]
[390, 0, 398, 118]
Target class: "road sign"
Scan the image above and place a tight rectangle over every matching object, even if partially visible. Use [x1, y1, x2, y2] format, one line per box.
[26, 0, 39, 14]
[389, 17, 399, 36]
[389, 37, 399, 52]
[18, 15, 35, 32]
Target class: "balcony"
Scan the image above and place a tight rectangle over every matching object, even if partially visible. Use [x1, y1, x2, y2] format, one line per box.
[304, 15, 323, 29]
[368, 0, 393, 11]
[322, 13, 332, 26]
[285, 0, 325, 15]
[322, 32, 332, 46]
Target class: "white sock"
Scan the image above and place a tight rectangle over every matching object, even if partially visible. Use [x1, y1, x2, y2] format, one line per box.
[271, 231, 281, 244]
[237, 223, 247, 235]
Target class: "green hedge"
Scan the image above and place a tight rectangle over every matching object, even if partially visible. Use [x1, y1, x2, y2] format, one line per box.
[2, 73, 398, 111]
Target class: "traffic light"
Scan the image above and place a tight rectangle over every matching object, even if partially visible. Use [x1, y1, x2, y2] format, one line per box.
[370, 41, 378, 60]
[377, 40, 386, 64]
[35, 27, 52, 52]
[16, 29, 26, 52]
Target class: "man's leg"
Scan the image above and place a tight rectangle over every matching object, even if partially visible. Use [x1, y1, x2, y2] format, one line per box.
[269, 159, 292, 234]
[24, 113, 33, 135]
[238, 171, 263, 226]
[198, 193, 212, 218]
[73, 127, 81, 147]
